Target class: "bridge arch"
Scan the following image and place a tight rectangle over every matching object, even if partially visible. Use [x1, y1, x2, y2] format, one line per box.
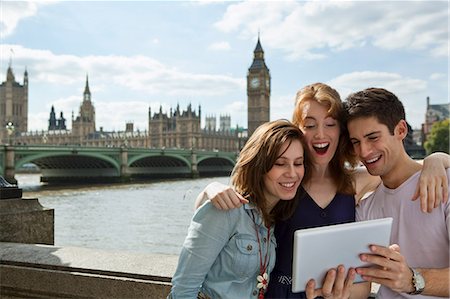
[197, 155, 235, 166]
[128, 153, 191, 168]
[14, 152, 121, 182]
[15, 152, 120, 172]
[197, 156, 235, 176]
[128, 154, 191, 178]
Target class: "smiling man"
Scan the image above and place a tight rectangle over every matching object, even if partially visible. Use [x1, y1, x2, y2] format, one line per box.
[345, 88, 450, 298]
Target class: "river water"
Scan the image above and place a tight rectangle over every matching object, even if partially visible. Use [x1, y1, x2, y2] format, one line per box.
[16, 174, 230, 255]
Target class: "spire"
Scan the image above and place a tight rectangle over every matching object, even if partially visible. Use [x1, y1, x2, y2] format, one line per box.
[6, 66, 14, 81]
[49, 105, 57, 130]
[249, 35, 266, 71]
[254, 35, 264, 55]
[6, 48, 15, 81]
[83, 74, 91, 102]
[24, 67, 28, 85]
[8, 48, 13, 68]
[84, 74, 91, 95]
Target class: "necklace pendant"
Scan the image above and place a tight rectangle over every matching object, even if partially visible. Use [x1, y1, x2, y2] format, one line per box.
[257, 272, 269, 290]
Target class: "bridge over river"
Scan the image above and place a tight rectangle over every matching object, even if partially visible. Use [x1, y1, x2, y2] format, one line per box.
[0, 145, 237, 184]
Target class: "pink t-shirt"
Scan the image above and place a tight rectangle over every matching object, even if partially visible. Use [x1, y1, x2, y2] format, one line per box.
[356, 170, 450, 299]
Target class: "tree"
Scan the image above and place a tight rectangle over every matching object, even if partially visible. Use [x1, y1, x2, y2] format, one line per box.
[424, 118, 449, 154]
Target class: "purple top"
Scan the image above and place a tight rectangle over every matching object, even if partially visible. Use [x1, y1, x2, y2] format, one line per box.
[266, 187, 355, 299]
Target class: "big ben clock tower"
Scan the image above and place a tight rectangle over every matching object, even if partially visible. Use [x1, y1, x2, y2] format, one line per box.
[247, 36, 271, 137]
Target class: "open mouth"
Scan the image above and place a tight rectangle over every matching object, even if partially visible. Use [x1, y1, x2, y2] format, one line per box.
[313, 142, 329, 155]
[365, 155, 381, 165]
[280, 182, 296, 188]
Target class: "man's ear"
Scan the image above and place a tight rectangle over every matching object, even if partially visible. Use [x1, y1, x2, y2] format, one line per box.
[395, 119, 408, 140]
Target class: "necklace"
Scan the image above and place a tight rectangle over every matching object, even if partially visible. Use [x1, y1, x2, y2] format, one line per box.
[251, 211, 271, 299]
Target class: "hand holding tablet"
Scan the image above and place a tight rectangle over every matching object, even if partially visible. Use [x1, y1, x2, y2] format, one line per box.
[292, 217, 393, 293]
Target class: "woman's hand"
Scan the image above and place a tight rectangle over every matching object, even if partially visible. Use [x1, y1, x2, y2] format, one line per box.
[305, 265, 356, 299]
[194, 182, 248, 210]
[412, 153, 449, 212]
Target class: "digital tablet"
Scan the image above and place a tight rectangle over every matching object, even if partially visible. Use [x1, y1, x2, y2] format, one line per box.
[291, 217, 393, 293]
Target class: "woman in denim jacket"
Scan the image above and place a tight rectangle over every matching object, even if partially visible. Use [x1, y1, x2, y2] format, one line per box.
[168, 120, 307, 299]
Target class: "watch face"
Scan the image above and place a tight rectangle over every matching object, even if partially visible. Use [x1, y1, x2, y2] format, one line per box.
[415, 271, 426, 289]
[410, 268, 425, 294]
[250, 77, 260, 88]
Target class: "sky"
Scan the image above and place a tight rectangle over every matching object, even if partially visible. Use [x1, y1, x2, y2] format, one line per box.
[0, 0, 448, 132]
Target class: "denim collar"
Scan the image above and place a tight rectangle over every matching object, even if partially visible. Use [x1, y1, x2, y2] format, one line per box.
[243, 202, 264, 227]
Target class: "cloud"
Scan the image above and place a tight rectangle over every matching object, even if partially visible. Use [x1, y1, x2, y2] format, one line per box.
[271, 94, 296, 121]
[0, 1, 56, 37]
[0, 44, 244, 97]
[328, 71, 427, 99]
[208, 41, 231, 51]
[430, 72, 446, 80]
[215, 1, 449, 59]
[326, 71, 430, 129]
[95, 100, 151, 132]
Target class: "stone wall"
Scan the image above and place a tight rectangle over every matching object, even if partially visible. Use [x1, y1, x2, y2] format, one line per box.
[0, 198, 54, 245]
[0, 242, 178, 299]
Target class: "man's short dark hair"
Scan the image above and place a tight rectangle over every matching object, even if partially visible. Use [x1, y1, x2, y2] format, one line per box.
[345, 87, 405, 135]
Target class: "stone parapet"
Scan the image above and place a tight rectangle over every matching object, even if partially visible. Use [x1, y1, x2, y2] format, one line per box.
[0, 198, 54, 245]
[0, 242, 179, 299]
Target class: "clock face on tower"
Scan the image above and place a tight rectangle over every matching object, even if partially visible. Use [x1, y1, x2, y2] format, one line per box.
[250, 77, 260, 88]
[266, 78, 270, 88]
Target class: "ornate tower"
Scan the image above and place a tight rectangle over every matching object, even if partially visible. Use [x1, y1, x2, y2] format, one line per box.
[72, 75, 96, 139]
[48, 105, 57, 130]
[247, 36, 271, 137]
[0, 66, 28, 142]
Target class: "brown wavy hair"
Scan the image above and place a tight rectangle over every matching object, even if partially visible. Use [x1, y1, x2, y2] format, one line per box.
[292, 82, 357, 195]
[231, 119, 306, 226]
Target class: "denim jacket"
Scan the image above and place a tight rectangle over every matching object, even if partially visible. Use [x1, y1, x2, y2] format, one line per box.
[169, 200, 277, 299]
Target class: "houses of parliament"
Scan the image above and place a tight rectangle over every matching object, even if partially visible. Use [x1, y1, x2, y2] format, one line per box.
[0, 39, 271, 152]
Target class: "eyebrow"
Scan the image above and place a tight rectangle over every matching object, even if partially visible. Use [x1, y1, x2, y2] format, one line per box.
[277, 156, 304, 160]
[304, 116, 316, 121]
[304, 115, 335, 120]
[364, 131, 381, 138]
[350, 131, 381, 140]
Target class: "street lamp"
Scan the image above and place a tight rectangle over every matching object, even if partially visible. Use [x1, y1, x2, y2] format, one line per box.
[5, 121, 14, 145]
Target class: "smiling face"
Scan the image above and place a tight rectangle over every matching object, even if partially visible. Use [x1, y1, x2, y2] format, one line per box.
[263, 139, 305, 211]
[298, 100, 340, 167]
[348, 116, 407, 179]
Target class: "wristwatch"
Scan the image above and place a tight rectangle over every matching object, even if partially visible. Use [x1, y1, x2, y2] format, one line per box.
[408, 268, 425, 295]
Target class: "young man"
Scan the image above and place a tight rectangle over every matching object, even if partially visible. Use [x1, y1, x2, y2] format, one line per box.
[346, 88, 449, 298]
[307, 88, 449, 299]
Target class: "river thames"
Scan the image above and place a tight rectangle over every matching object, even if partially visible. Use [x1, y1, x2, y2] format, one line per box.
[16, 174, 230, 255]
